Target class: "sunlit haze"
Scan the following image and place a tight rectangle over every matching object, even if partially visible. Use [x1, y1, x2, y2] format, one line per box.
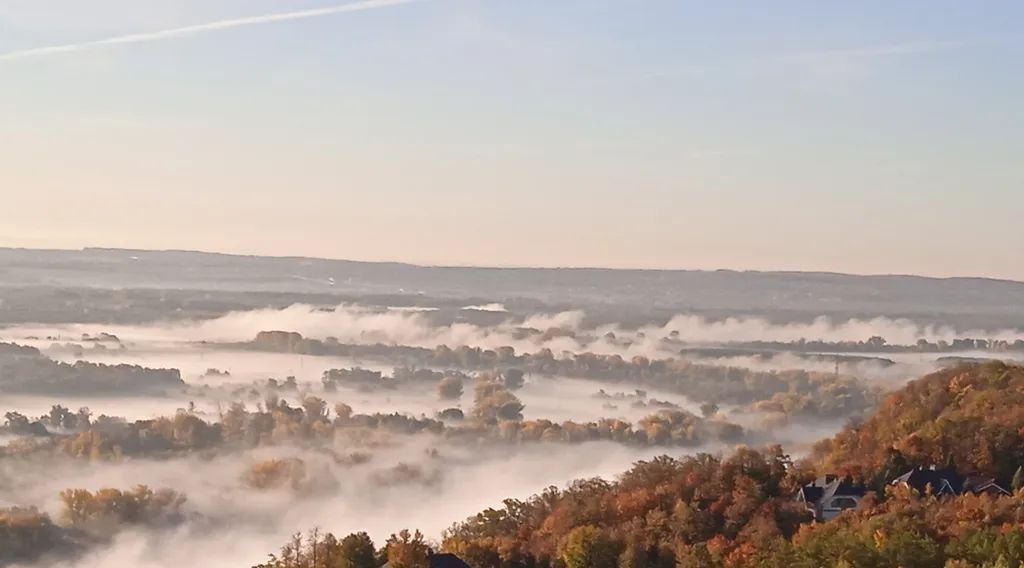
[1, 0, 1021, 278]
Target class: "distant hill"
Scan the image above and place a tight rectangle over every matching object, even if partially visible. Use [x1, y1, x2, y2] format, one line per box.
[1, 247, 1024, 327]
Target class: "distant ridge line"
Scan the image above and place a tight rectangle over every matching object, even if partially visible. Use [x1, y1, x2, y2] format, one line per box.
[0, 246, 1016, 285]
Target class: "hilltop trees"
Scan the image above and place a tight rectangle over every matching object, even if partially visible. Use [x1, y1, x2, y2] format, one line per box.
[441, 446, 808, 568]
[338, 532, 379, 568]
[384, 530, 431, 568]
[559, 525, 619, 568]
[813, 362, 1024, 481]
[245, 363, 1024, 568]
[259, 477, 1024, 567]
[254, 529, 435, 568]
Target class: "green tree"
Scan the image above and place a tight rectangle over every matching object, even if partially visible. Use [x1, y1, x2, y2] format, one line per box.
[560, 525, 619, 568]
[338, 532, 378, 568]
[875, 528, 943, 568]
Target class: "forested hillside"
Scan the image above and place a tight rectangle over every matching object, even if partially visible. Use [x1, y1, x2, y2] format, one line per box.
[814, 361, 1024, 482]
[252, 363, 1024, 568]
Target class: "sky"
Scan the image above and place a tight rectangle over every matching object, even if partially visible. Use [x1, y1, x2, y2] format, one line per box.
[0, 0, 1021, 279]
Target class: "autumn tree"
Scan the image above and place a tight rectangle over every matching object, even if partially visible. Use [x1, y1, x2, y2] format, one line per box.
[438, 376, 464, 400]
[60, 485, 186, 536]
[472, 381, 524, 422]
[385, 529, 430, 568]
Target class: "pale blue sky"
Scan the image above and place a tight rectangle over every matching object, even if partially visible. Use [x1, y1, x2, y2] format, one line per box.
[1, 1, 1021, 278]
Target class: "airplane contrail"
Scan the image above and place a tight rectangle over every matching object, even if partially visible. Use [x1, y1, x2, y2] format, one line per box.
[0, 0, 420, 62]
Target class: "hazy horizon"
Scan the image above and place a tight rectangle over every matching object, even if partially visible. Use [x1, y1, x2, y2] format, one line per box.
[3, 243, 1024, 283]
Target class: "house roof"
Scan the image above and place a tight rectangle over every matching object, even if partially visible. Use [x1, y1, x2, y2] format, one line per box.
[964, 475, 1011, 495]
[892, 467, 963, 495]
[799, 475, 866, 504]
[823, 477, 867, 501]
[429, 553, 472, 568]
[798, 485, 824, 504]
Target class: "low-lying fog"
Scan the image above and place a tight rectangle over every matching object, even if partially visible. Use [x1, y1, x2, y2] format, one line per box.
[6, 303, 1023, 359]
[1, 439, 674, 568]
[2, 303, 1022, 568]
[0, 339, 704, 425]
[6, 303, 1016, 389]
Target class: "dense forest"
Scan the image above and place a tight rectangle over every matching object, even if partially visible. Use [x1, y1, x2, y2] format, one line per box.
[813, 361, 1024, 482]
[248, 363, 1024, 568]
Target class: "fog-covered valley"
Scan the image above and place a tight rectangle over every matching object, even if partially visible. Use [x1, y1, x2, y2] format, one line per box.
[4, 0, 1020, 562]
[2, 276, 1023, 567]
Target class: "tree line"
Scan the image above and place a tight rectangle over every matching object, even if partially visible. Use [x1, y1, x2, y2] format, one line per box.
[2, 381, 745, 463]
[240, 332, 881, 418]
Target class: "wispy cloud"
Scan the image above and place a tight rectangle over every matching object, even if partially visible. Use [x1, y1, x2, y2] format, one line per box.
[643, 40, 968, 82]
[773, 40, 969, 91]
[0, 0, 420, 63]
[787, 40, 967, 62]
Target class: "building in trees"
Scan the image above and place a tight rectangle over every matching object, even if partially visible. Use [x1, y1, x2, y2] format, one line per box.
[891, 466, 1011, 497]
[963, 474, 1012, 497]
[426, 553, 472, 568]
[382, 552, 468, 568]
[796, 475, 867, 521]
